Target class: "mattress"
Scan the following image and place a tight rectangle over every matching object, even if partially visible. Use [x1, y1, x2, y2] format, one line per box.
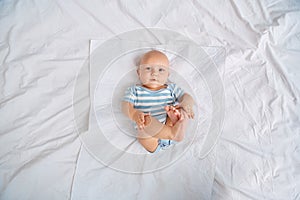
[1, 0, 299, 199]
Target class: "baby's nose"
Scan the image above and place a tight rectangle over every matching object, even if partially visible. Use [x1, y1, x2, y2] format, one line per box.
[151, 69, 158, 75]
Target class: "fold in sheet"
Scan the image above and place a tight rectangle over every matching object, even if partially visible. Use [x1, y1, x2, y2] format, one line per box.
[1, 0, 299, 199]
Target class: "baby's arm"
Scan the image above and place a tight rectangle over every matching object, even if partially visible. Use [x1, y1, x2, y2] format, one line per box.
[178, 93, 195, 119]
[121, 101, 149, 129]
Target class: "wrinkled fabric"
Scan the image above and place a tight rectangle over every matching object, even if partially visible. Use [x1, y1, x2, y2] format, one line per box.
[0, 0, 299, 200]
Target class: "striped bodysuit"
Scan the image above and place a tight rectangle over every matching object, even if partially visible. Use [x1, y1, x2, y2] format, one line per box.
[123, 83, 184, 126]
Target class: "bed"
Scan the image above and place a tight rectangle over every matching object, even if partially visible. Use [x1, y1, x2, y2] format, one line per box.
[1, 0, 299, 199]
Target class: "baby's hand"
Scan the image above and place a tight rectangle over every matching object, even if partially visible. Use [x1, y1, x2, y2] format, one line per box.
[133, 111, 150, 129]
[176, 103, 194, 119]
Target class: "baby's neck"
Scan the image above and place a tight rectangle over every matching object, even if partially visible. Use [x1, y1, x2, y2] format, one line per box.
[142, 84, 167, 91]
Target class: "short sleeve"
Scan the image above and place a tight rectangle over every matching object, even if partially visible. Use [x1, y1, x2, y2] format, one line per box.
[123, 86, 137, 104]
[169, 83, 184, 101]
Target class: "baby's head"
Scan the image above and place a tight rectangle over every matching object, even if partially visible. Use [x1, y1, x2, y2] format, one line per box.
[137, 50, 170, 90]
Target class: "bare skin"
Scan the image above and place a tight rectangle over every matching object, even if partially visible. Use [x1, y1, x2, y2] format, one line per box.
[122, 50, 194, 152]
[137, 106, 189, 152]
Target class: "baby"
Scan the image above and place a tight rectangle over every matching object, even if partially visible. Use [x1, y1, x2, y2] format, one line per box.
[122, 50, 194, 153]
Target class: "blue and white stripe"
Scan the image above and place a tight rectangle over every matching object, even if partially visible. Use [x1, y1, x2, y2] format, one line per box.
[123, 83, 184, 124]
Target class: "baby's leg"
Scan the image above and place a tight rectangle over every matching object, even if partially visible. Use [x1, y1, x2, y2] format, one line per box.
[142, 112, 189, 142]
[137, 133, 160, 153]
[137, 112, 189, 152]
[137, 115, 160, 152]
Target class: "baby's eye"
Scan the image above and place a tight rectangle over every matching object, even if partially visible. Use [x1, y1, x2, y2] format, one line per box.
[145, 67, 151, 71]
[159, 68, 165, 72]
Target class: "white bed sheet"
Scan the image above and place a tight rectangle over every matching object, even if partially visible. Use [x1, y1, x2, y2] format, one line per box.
[1, 0, 300, 200]
[71, 33, 222, 199]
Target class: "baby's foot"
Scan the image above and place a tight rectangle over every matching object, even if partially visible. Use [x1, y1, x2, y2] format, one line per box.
[165, 106, 181, 126]
[171, 110, 189, 142]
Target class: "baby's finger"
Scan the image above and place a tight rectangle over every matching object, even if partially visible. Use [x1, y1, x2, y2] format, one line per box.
[138, 121, 144, 129]
[187, 110, 193, 118]
[190, 111, 194, 119]
[144, 112, 151, 116]
[181, 109, 188, 119]
[139, 116, 144, 123]
[139, 114, 145, 122]
[174, 109, 180, 116]
[138, 125, 144, 130]
[174, 104, 181, 109]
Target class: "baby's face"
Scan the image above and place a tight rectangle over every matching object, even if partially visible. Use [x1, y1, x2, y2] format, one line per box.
[138, 51, 169, 90]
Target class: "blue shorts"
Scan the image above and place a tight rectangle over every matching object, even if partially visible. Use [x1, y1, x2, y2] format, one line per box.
[152, 139, 176, 153]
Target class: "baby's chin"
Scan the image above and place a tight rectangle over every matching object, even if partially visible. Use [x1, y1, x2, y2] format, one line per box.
[142, 83, 166, 90]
